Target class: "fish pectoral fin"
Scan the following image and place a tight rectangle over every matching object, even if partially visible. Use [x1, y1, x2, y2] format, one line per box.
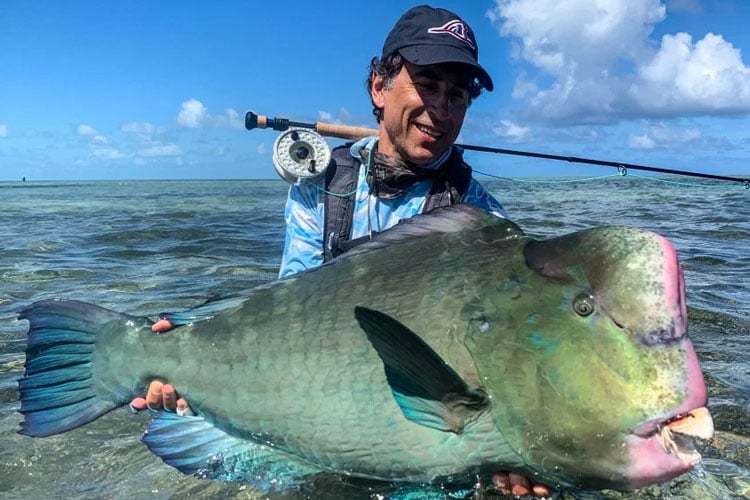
[142, 412, 317, 491]
[354, 306, 489, 433]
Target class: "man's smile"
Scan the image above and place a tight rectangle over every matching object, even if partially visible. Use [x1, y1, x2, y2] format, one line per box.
[414, 123, 444, 139]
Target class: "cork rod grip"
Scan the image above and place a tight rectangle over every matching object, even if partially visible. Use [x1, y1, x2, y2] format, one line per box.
[315, 122, 379, 141]
[245, 111, 378, 140]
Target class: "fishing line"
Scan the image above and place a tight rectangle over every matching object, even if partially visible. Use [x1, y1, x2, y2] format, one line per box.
[473, 170, 624, 184]
[245, 111, 750, 188]
[473, 170, 750, 189]
[460, 143, 750, 186]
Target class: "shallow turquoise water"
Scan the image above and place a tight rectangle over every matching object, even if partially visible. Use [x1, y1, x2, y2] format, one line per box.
[0, 177, 748, 499]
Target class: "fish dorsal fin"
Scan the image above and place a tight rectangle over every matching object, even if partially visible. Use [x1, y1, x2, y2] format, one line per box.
[345, 204, 523, 257]
[142, 412, 317, 490]
[154, 294, 249, 328]
[354, 306, 489, 433]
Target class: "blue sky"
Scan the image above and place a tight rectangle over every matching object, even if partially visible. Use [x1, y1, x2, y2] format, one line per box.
[2, 0, 750, 180]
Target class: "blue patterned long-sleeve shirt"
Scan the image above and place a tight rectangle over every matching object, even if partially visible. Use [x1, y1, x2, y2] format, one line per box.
[278, 135, 507, 278]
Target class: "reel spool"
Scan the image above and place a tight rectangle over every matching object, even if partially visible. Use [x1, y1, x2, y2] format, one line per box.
[272, 128, 331, 184]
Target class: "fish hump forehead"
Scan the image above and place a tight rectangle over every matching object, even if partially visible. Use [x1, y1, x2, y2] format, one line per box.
[522, 225, 683, 340]
[523, 226, 665, 281]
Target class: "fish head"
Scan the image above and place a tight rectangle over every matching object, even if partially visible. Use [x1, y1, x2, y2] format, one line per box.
[465, 225, 712, 490]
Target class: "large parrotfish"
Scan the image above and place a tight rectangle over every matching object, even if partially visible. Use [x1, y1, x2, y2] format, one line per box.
[18, 205, 713, 496]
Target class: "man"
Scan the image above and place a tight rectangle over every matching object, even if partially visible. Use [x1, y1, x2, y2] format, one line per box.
[133, 5, 550, 498]
[278, 4, 505, 278]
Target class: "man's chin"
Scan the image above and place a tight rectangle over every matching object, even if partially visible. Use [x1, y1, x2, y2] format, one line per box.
[400, 143, 449, 166]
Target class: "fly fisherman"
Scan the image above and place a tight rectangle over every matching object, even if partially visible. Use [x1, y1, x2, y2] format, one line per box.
[131, 5, 551, 498]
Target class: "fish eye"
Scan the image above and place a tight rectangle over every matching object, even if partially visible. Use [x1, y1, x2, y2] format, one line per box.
[572, 293, 595, 317]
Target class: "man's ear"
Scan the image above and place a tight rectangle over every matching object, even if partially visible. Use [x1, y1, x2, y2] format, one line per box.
[371, 73, 386, 108]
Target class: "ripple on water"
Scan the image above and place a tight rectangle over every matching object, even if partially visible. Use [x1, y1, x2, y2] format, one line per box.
[2, 268, 98, 284]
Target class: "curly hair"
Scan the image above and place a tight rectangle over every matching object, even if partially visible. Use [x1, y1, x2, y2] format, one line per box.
[366, 52, 483, 122]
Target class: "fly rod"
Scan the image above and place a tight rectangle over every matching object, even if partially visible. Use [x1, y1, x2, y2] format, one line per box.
[245, 111, 750, 185]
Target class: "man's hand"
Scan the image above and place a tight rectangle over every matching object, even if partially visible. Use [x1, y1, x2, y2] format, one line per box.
[492, 472, 552, 498]
[130, 319, 193, 414]
[151, 318, 174, 333]
[129, 380, 192, 415]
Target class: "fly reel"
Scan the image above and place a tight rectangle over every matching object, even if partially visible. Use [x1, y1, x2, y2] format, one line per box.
[272, 128, 331, 184]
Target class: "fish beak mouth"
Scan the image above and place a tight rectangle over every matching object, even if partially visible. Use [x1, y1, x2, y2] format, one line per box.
[634, 406, 714, 467]
[625, 406, 713, 488]
[653, 406, 714, 465]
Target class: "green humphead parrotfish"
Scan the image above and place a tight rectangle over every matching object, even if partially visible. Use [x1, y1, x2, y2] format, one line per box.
[18, 205, 713, 495]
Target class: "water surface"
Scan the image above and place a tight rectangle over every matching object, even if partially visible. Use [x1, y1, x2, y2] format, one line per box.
[1, 177, 748, 499]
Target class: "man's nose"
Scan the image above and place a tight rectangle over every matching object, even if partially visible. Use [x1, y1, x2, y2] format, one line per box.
[428, 88, 452, 120]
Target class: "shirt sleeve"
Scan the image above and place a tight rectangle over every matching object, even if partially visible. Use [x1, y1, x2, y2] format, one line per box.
[461, 178, 508, 219]
[278, 182, 325, 278]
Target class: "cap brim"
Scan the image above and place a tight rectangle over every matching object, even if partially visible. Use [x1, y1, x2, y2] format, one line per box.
[399, 45, 494, 91]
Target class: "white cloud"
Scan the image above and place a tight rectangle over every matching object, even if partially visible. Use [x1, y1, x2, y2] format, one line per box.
[212, 108, 243, 129]
[634, 33, 750, 113]
[121, 120, 180, 158]
[92, 147, 126, 160]
[318, 108, 353, 125]
[122, 121, 157, 135]
[77, 124, 98, 136]
[178, 98, 209, 128]
[76, 124, 126, 160]
[487, 0, 750, 124]
[257, 143, 266, 155]
[629, 134, 656, 149]
[121, 121, 165, 144]
[176, 99, 243, 129]
[224, 108, 244, 129]
[493, 119, 532, 142]
[628, 122, 702, 149]
[0, 124, 7, 137]
[138, 144, 182, 157]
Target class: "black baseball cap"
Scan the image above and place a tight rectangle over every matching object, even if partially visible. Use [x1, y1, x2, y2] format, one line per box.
[381, 5, 494, 91]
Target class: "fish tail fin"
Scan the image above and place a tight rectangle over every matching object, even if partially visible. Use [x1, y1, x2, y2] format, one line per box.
[18, 299, 141, 437]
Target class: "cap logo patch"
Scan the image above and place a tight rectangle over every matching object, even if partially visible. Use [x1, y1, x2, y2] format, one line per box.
[427, 20, 475, 49]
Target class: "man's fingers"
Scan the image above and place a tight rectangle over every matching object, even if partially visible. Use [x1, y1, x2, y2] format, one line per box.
[176, 398, 195, 417]
[162, 384, 177, 411]
[152, 319, 174, 333]
[533, 483, 552, 498]
[492, 472, 511, 495]
[129, 397, 147, 413]
[133, 381, 191, 415]
[493, 471, 551, 499]
[145, 380, 165, 410]
[509, 472, 531, 497]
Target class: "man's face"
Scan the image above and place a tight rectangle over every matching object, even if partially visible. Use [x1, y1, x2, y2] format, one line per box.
[371, 60, 471, 165]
